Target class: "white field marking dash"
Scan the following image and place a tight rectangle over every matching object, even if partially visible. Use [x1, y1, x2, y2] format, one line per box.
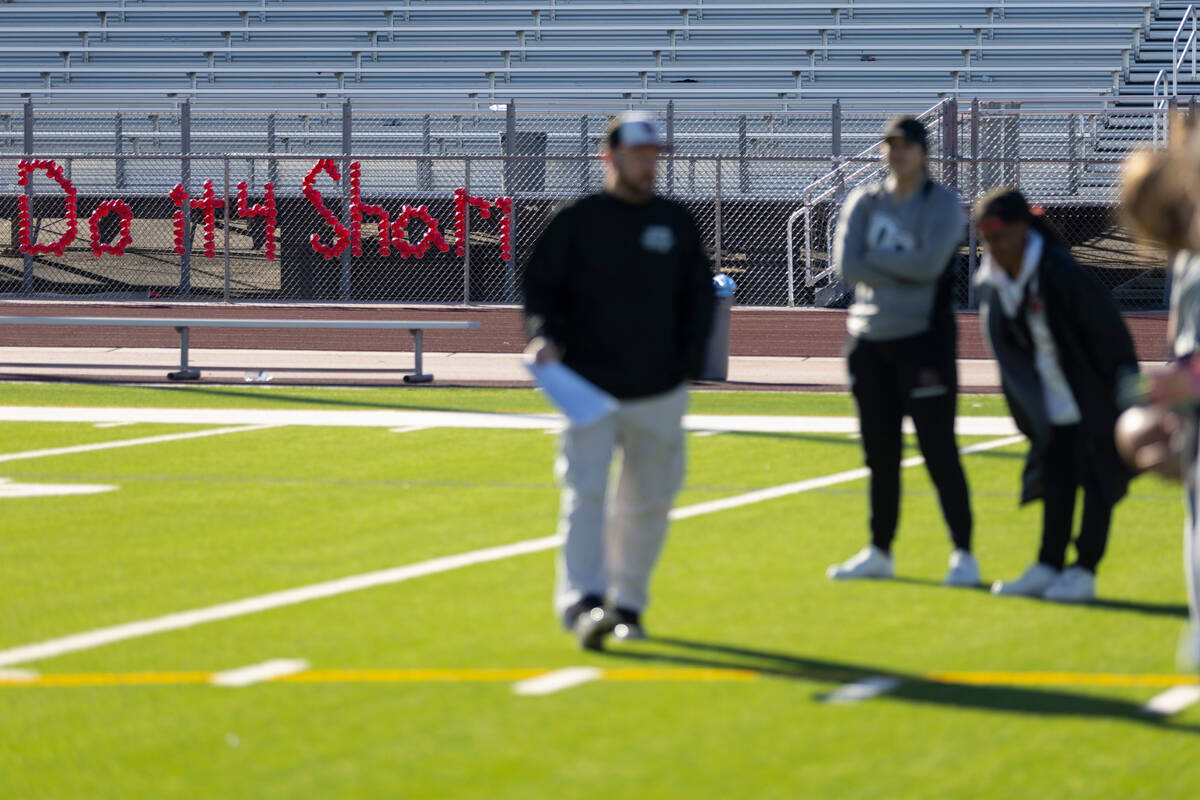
[0, 424, 280, 464]
[94, 422, 135, 429]
[0, 668, 38, 681]
[0, 435, 1022, 669]
[0, 478, 117, 499]
[210, 659, 310, 688]
[512, 667, 602, 696]
[389, 426, 429, 435]
[1142, 685, 1200, 716]
[670, 435, 1025, 521]
[822, 676, 902, 705]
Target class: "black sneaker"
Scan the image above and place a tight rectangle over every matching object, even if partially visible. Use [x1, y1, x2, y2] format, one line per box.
[610, 607, 647, 641]
[561, 594, 605, 631]
[573, 606, 615, 651]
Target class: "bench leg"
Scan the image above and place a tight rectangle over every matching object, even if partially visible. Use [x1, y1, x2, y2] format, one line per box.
[403, 328, 433, 383]
[167, 325, 201, 381]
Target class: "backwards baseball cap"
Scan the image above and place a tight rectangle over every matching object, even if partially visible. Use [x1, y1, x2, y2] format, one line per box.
[882, 116, 928, 150]
[606, 112, 671, 151]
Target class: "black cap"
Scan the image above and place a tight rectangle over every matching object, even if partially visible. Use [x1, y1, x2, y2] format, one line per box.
[882, 116, 928, 150]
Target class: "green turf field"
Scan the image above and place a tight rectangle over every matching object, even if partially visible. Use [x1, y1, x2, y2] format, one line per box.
[0, 383, 1196, 799]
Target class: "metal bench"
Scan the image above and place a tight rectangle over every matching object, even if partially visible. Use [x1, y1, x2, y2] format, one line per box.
[0, 315, 479, 383]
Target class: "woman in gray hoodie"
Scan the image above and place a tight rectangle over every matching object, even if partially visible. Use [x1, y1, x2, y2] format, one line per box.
[828, 116, 977, 587]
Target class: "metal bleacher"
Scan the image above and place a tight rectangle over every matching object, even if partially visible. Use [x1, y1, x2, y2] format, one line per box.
[0, 0, 1164, 107]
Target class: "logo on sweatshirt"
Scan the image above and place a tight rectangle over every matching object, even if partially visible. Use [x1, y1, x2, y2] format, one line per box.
[641, 225, 675, 254]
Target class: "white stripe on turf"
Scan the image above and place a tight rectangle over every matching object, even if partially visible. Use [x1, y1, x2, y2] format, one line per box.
[0, 668, 38, 680]
[210, 659, 309, 688]
[0, 406, 1021, 436]
[0, 424, 280, 464]
[512, 667, 602, 696]
[1142, 685, 1200, 716]
[0, 435, 1023, 669]
[0, 478, 117, 498]
[672, 435, 1025, 521]
[821, 676, 902, 705]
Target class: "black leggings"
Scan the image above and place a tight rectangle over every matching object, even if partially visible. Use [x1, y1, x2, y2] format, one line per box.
[847, 334, 973, 553]
[1040, 424, 1113, 573]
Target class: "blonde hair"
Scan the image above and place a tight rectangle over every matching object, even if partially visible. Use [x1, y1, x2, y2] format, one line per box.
[1120, 114, 1200, 252]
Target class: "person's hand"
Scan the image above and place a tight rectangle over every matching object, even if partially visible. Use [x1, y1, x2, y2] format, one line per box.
[1115, 405, 1184, 481]
[526, 336, 562, 365]
[1147, 360, 1200, 409]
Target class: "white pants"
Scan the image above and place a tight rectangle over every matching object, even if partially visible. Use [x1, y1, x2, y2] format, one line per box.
[553, 383, 689, 618]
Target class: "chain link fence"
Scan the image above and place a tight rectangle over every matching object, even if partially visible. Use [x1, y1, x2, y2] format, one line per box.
[0, 99, 1174, 309]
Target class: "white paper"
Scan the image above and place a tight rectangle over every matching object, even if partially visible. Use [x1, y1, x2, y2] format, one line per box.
[524, 359, 618, 426]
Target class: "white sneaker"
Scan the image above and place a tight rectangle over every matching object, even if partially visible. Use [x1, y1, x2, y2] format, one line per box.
[991, 562, 1059, 597]
[827, 545, 894, 580]
[1042, 566, 1096, 603]
[944, 549, 981, 587]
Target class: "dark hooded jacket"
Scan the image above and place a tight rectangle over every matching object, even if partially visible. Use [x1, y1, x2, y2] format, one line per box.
[977, 240, 1138, 505]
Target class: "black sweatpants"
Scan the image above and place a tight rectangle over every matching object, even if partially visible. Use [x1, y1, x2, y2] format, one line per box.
[847, 334, 973, 553]
[1039, 424, 1113, 573]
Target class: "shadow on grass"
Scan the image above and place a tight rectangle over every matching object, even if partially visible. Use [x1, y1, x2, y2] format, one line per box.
[602, 636, 1199, 731]
[889, 576, 1188, 619]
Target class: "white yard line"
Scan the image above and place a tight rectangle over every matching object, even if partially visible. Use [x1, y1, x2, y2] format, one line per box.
[94, 422, 135, 429]
[1142, 685, 1200, 716]
[0, 405, 1021, 436]
[0, 434, 1024, 669]
[512, 667, 603, 696]
[210, 659, 309, 688]
[0, 424, 280, 464]
[821, 676, 903, 705]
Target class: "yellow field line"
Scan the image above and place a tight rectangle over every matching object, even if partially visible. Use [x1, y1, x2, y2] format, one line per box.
[0, 667, 1195, 689]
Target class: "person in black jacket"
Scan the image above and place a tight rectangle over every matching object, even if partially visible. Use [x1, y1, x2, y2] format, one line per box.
[523, 112, 715, 650]
[975, 188, 1139, 603]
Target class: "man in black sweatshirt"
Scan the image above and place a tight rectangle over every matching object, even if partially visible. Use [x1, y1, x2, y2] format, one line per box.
[523, 112, 715, 650]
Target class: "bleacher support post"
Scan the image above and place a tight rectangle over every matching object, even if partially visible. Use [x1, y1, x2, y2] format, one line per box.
[504, 101, 516, 197]
[579, 114, 589, 192]
[463, 158, 471, 304]
[941, 98, 958, 193]
[1068, 114, 1079, 197]
[223, 157, 231, 302]
[115, 113, 125, 191]
[503, 100, 517, 302]
[179, 100, 192, 298]
[21, 98, 32, 296]
[665, 101, 674, 195]
[831, 100, 843, 199]
[968, 98, 980, 310]
[738, 115, 748, 194]
[419, 113, 433, 190]
[714, 156, 723, 275]
[266, 113, 277, 186]
[340, 99, 352, 300]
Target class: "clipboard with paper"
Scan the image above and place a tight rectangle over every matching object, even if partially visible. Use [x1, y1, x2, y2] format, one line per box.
[523, 345, 618, 426]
